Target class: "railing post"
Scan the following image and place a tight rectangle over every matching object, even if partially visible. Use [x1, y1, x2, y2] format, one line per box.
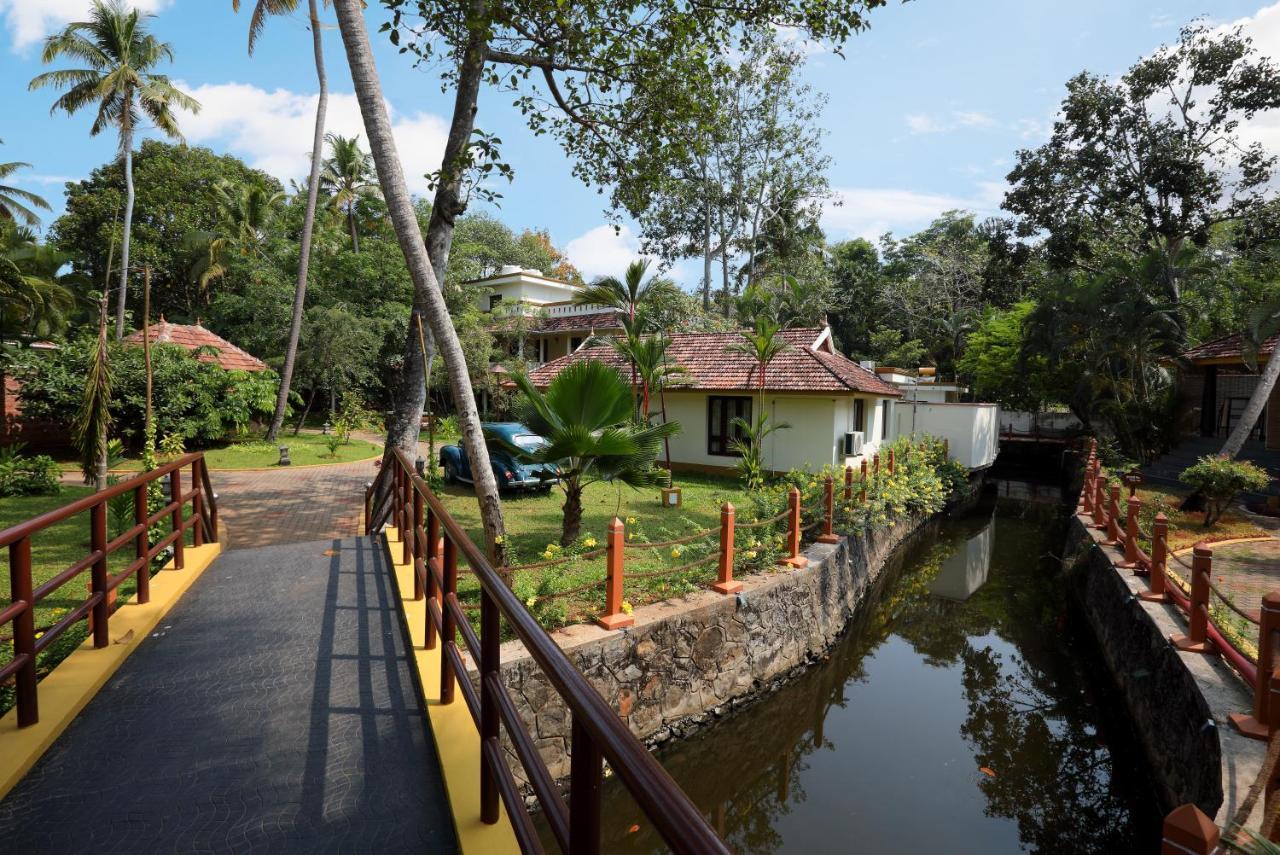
[1230, 591, 1280, 740]
[569, 716, 604, 855]
[10, 535, 37, 727]
[364, 480, 373, 534]
[426, 507, 439, 650]
[1141, 513, 1170, 603]
[412, 486, 424, 601]
[873, 452, 880, 475]
[169, 468, 185, 571]
[818, 476, 839, 544]
[1119, 495, 1141, 568]
[713, 503, 743, 595]
[777, 487, 808, 569]
[597, 518, 633, 630]
[1173, 543, 1215, 654]
[191, 459, 204, 550]
[942, 438, 949, 460]
[844, 464, 853, 503]
[859, 460, 868, 503]
[1092, 465, 1108, 530]
[1105, 485, 1122, 544]
[440, 534, 458, 704]
[887, 448, 895, 475]
[1160, 804, 1219, 855]
[134, 482, 150, 604]
[401, 465, 413, 567]
[479, 587, 501, 824]
[91, 501, 109, 648]
[1081, 454, 1095, 514]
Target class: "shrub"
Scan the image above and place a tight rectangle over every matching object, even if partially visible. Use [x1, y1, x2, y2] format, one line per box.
[1179, 455, 1270, 526]
[0, 445, 61, 497]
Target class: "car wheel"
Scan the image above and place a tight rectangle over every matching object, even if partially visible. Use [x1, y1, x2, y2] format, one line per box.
[443, 459, 458, 485]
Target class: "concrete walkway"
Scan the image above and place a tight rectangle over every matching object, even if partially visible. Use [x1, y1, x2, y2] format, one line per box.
[0, 537, 458, 854]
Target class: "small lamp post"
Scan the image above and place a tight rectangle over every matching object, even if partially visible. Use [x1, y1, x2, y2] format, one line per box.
[322, 421, 331, 435]
[278, 446, 291, 466]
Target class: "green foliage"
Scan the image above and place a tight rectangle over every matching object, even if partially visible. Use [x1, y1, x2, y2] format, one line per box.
[0, 141, 51, 226]
[729, 411, 789, 490]
[957, 301, 1063, 411]
[0, 445, 61, 497]
[12, 339, 279, 448]
[861, 328, 926, 369]
[158, 433, 185, 458]
[1179, 456, 1270, 526]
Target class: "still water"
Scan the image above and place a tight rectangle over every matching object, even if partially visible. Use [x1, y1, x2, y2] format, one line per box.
[588, 490, 1162, 854]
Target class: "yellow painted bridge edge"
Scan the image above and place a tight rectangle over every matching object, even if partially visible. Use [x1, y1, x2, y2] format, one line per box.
[0, 538, 224, 801]
[382, 526, 520, 855]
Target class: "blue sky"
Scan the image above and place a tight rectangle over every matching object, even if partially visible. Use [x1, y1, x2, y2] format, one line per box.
[2, 0, 1278, 285]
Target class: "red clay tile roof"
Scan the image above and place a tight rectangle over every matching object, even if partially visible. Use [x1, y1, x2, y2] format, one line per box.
[489, 310, 623, 335]
[124, 319, 268, 372]
[525, 327, 901, 396]
[1183, 332, 1279, 364]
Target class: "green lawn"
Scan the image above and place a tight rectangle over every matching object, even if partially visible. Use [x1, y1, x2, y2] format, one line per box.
[1, 485, 198, 717]
[437, 472, 796, 628]
[1130, 483, 1270, 553]
[57, 430, 382, 472]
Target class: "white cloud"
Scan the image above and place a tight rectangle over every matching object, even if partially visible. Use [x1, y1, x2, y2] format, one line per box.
[905, 110, 996, 135]
[821, 185, 1005, 242]
[954, 110, 996, 128]
[905, 114, 945, 134]
[174, 82, 449, 195]
[1, 0, 170, 50]
[565, 224, 642, 281]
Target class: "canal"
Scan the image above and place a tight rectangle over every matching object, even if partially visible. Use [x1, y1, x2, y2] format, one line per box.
[585, 484, 1163, 853]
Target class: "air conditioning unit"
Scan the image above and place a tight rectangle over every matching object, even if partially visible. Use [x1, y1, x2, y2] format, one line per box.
[844, 431, 865, 456]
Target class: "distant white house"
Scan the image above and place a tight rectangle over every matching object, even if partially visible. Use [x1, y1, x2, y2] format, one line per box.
[870, 366, 1000, 471]
[472, 266, 624, 364]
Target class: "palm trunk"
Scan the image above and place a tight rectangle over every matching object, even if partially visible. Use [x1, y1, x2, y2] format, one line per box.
[561, 482, 583, 546]
[293, 387, 317, 435]
[115, 129, 135, 340]
[1222, 349, 1280, 458]
[267, 0, 328, 443]
[348, 205, 359, 253]
[333, 0, 507, 564]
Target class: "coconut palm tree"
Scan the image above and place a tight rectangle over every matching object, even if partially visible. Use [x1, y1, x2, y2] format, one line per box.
[509, 359, 679, 545]
[319, 132, 380, 252]
[0, 141, 51, 226]
[727, 316, 792, 487]
[31, 0, 198, 341]
[232, 0, 331, 442]
[574, 258, 679, 327]
[183, 179, 284, 295]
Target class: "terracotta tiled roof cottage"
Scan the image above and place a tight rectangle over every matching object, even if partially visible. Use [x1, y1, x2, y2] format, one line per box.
[1181, 332, 1280, 450]
[124, 319, 268, 373]
[524, 326, 903, 475]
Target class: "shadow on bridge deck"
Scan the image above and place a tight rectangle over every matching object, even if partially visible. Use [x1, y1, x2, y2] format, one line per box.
[0, 537, 457, 854]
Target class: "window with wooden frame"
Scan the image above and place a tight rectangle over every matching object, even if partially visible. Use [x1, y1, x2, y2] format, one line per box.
[854, 399, 866, 433]
[707, 396, 752, 456]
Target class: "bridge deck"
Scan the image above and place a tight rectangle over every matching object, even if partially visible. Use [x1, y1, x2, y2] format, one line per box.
[0, 537, 457, 854]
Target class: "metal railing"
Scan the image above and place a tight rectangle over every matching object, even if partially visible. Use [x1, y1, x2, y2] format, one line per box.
[366, 447, 728, 855]
[1, 452, 218, 728]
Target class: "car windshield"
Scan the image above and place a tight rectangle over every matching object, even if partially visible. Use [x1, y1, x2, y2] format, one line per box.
[511, 434, 546, 452]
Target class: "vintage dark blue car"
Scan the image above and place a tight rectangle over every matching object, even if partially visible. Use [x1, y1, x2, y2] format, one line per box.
[439, 422, 557, 492]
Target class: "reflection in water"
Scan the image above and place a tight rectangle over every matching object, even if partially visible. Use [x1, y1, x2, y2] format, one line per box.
[575, 502, 1161, 854]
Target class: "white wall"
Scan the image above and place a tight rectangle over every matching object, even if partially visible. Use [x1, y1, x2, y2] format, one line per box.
[661, 392, 896, 473]
[476, 277, 580, 310]
[896, 402, 1000, 469]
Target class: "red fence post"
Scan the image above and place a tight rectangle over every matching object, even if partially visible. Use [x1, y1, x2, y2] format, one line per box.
[10, 535, 37, 727]
[887, 449, 895, 475]
[844, 464, 854, 504]
[1230, 591, 1280, 740]
[1160, 804, 1220, 855]
[1173, 543, 1215, 654]
[777, 487, 808, 569]
[1118, 495, 1141, 567]
[412, 486, 424, 601]
[1141, 514, 1170, 603]
[1105, 485, 1123, 544]
[713, 503, 743, 595]
[401, 466, 413, 568]
[873, 453, 880, 476]
[598, 518, 633, 630]
[90, 501, 109, 648]
[424, 506, 440, 650]
[818, 476, 839, 545]
[169, 468, 185, 571]
[134, 482, 150, 604]
[1093, 466, 1108, 530]
[191, 459, 204, 550]
[1081, 454, 1096, 514]
[860, 460, 868, 503]
[440, 534, 458, 704]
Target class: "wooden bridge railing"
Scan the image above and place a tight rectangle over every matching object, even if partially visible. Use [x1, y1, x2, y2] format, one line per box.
[1, 452, 218, 728]
[366, 447, 728, 855]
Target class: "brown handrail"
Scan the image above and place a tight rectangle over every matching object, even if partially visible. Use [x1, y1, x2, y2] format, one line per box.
[368, 447, 727, 855]
[2, 452, 218, 728]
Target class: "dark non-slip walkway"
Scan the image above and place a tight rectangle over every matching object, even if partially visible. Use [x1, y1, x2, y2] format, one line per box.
[0, 537, 457, 854]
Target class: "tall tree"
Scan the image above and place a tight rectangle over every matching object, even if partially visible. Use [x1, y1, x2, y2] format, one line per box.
[1221, 295, 1280, 459]
[31, 0, 199, 340]
[1004, 21, 1280, 303]
[183, 179, 284, 295]
[0, 141, 51, 226]
[232, 0, 331, 443]
[319, 132, 381, 252]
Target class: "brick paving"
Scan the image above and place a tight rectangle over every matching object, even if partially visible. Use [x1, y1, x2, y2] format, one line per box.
[0, 536, 458, 854]
[1193, 537, 1280, 614]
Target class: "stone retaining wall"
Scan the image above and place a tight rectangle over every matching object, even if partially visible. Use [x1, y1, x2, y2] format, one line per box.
[1065, 513, 1264, 826]
[497, 510, 934, 780]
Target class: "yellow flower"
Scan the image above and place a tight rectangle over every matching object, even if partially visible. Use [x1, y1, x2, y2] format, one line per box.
[525, 596, 537, 607]
[621, 600, 634, 615]
[542, 550, 554, 560]
[583, 537, 597, 548]
[547, 543, 561, 553]
[626, 516, 637, 525]
[493, 535, 504, 545]
[671, 547, 683, 558]
[744, 550, 757, 560]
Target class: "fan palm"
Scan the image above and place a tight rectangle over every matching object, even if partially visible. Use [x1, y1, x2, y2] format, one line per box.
[31, 0, 198, 340]
[319, 132, 380, 252]
[231, 0, 331, 442]
[508, 359, 679, 545]
[0, 141, 51, 226]
[183, 179, 284, 293]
